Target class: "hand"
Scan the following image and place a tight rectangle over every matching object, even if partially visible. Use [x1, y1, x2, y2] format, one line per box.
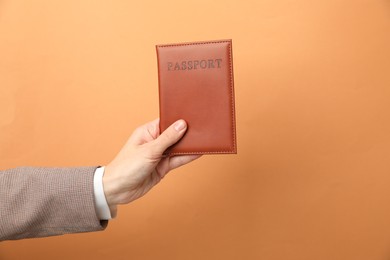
[103, 119, 201, 216]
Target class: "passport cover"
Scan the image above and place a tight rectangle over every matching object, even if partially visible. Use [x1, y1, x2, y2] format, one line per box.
[156, 39, 237, 155]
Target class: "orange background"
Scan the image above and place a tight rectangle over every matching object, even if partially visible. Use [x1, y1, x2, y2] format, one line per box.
[1, 0, 390, 259]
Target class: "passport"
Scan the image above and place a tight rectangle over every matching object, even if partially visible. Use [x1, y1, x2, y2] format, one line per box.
[156, 39, 237, 155]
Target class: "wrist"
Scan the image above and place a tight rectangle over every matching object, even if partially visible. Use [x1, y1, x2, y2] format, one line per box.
[102, 165, 121, 214]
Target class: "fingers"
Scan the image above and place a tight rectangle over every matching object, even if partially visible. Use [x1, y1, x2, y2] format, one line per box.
[168, 155, 202, 170]
[152, 119, 187, 155]
[156, 154, 202, 179]
[128, 118, 160, 145]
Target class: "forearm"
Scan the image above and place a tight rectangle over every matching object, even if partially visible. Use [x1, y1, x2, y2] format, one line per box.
[0, 166, 106, 241]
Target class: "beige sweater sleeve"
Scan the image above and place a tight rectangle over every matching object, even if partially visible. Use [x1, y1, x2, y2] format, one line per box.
[0, 166, 107, 241]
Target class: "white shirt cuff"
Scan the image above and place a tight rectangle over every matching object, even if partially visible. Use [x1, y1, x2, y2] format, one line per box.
[93, 166, 112, 220]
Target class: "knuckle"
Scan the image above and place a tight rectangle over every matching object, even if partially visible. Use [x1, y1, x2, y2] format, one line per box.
[143, 142, 161, 157]
[161, 131, 173, 142]
[146, 124, 158, 138]
[132, 126, 143, 135]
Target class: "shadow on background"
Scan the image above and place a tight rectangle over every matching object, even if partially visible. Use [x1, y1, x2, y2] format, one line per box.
[0, 241, 9, 260]
[0, 244, 3, 260]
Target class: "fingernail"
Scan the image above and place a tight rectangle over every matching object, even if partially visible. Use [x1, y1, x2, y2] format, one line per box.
[174, 120, 186, 131]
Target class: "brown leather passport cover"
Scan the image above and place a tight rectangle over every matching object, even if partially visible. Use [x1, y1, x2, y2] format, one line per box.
[156, 39, 237, 155]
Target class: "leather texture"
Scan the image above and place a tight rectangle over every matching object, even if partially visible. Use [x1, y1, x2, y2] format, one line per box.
[0, 166, 107, 240]
[156, 39, 237, 155]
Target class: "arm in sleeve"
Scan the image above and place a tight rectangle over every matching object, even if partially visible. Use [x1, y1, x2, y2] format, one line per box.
[0, 166, 107, 241]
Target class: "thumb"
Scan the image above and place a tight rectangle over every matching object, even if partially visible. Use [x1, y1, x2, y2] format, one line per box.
[152, 119, 187, 154]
